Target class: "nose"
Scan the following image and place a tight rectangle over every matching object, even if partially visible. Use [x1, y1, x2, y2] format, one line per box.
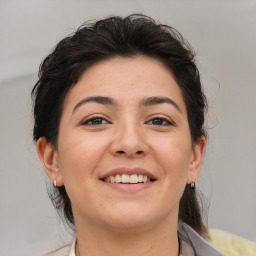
[110, 121, 149, 158]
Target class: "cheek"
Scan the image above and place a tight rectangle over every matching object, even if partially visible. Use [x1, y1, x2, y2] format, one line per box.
[152, 134, 192, 183]
[147, 135, 192, 218]
[155, 133, 191, 163]
[58, 132, 110, 180]
[57, 133, 111, 211]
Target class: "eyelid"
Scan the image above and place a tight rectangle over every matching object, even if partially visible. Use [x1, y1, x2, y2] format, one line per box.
[81, 115, 111, 125]
[145, 115, 175, 126]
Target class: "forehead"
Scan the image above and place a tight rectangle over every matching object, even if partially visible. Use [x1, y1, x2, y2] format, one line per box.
[63, 56, 186, 112]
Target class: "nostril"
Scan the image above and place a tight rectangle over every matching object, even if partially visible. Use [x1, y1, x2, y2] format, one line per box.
[114, 150, 145, 156]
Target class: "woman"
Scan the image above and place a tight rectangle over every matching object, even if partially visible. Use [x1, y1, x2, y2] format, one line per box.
[32, 14, 223, 256]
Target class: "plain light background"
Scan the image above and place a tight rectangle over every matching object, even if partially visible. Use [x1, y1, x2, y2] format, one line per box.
[0, 1, 255, 255]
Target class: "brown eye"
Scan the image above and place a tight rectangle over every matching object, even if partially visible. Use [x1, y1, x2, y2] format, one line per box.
[147, 118, 173, 126]
[83, 117, 108, 125]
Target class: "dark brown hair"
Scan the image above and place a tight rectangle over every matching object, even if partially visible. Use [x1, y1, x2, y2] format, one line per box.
[32, 14, 208, 236]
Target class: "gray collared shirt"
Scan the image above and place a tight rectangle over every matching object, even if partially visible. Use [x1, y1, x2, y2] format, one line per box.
[178, 221, 224, 256]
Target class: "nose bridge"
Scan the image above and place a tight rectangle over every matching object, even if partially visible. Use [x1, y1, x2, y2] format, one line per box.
[111, 115, 148, 157]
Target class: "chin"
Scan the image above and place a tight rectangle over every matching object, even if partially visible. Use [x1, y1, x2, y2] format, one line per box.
[105, 217, 153, 232]
[100, 205, 155, 231]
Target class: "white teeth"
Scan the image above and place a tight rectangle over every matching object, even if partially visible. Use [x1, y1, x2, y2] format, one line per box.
[104, 174, 152, 184]
[115, 174, 122, 183]
[130, 174, 138, 183]
[122, 174, 130, 183]
[110, 176, 115, 183]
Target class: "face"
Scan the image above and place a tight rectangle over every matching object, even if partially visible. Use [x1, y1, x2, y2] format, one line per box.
[38, 56, 205, 231]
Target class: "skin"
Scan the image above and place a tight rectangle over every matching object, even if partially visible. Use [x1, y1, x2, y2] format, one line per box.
[37, 56, 205, 256]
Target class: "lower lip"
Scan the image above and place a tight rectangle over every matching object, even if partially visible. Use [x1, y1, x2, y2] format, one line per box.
[101, 181, 155, 193]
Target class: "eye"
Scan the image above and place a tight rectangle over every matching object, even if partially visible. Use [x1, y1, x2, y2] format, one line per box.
[147, 117, 173, 126]
[82, 117, 109, 125]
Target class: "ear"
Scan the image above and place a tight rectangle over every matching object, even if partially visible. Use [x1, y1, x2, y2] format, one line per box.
[187, 136, 206, 184]
[37, 137, 64, 187]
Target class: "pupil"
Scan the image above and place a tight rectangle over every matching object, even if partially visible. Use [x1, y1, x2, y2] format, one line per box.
[92, 118, 102, 124]
[153, 119, 162, 125]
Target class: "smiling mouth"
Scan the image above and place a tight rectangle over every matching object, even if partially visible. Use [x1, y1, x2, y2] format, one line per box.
[101, 174, 156, 184]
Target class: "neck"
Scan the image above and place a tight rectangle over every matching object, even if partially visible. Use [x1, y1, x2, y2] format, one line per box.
[74, 215, 179, 256]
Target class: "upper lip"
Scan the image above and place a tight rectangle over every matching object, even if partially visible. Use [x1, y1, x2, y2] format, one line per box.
[99, 167, 157, 180]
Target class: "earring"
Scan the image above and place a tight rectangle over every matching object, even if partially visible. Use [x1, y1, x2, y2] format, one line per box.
[190, 182, 195, 188]
[53, 180, 57, 187]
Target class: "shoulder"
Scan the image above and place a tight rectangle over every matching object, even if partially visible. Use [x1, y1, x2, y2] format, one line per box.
[178, 221, 224, 256]
[209, 229, 256, 256]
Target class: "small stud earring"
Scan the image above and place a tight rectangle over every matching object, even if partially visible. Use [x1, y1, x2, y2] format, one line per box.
[53, 180, 57, 187]
[190, 182, 195, 188]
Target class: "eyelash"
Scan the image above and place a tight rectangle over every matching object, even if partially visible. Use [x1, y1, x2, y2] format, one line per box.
[82, 117, 110, 125]
[146, 117, 174, 126]
[82, 117, 173, 126]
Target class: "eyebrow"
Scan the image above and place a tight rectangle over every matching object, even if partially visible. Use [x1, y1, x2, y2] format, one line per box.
[140, 96, 183, 115]
[73, 95, 182, 115]
[73, 96, 117, 113]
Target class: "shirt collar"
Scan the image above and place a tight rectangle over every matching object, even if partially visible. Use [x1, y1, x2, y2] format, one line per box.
[69, 239, 76, 256]
[178, 221, 224, 256]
